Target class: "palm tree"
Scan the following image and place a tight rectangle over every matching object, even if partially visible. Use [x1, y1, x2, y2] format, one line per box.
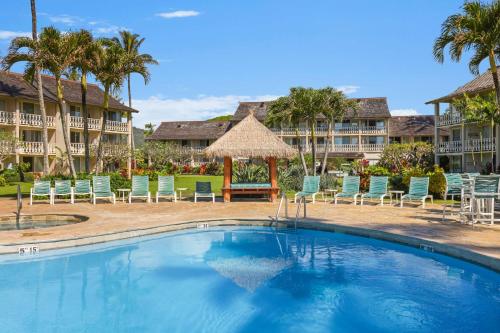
[92, 39, 127, 174]
[70, 30, 100, 173]
[144, 122, 156, 137]
[433, 1, 500, 108]
[112, 31, 157, 177]
[1, 1, 50, 175]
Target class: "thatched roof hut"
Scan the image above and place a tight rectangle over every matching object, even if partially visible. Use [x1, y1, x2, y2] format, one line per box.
[204, 113, 296, 159]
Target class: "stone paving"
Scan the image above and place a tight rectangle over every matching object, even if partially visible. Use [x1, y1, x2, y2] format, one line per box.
[0, 197, 499, 264]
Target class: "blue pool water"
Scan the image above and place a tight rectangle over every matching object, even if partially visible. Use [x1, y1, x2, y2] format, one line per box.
[0, 227, 498, 333]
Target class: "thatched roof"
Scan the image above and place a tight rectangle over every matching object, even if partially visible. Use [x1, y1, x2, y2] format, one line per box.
[147, 120, 230, 141]
[204, 113, 296, 158]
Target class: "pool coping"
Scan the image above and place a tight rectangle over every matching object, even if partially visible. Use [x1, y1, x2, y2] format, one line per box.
[0, 218, 498, 272]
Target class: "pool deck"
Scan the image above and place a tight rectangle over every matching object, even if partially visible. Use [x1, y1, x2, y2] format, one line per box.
[0, 197, 499, 269]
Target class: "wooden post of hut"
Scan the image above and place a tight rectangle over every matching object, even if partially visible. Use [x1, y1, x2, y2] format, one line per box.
[268, 157, 278, 201]
[223, 156, 232, 202]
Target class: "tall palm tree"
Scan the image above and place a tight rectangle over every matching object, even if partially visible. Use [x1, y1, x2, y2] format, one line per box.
[93, 39, 127, 174]
[433, 1, 500, 108]
[1, 0, 50, 174]
[70, 30, 100, 173]
[112, 31, 157, 177]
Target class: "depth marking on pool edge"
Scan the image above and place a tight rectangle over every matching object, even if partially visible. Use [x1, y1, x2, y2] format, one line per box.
[18, 245, 40, 256]
[420, 244, 434, 252]
[197, 223, 209, 229]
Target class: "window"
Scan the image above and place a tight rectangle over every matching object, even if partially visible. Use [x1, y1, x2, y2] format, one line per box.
[22, 130, 42, 142]
[0, 100, 5, 111]
[366, 136, 384, 144]
[70, 105, 82, 117]
[199, 140, 209, 147]
[73, 158, 82, 173]
[390, 137, 401, 144]
[70, 131, 81, 143]
[22, 102, 39, 114]
[452, 129, 461, 141]
[317, 137, 325, 145]
[181, 140, 189, 147]
[376, 120, 385, 129]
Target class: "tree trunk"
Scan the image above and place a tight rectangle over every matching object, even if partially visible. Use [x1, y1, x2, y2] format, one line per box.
[295, 128, 308, 176]
[30, 0, 50, 175]
[127, 74, 135, 154]
[95, 85, 110, 174]
[81, 73, 90, 173]
[56, 78, 76, 177]
[310, 122, 316, 176]
[321, 123, 331, 176]
[488, 52, 500, 111]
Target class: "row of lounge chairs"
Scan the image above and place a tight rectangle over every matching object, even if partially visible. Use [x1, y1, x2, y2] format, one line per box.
[30, 176, 215, 205]
[295, 175, 433, 208]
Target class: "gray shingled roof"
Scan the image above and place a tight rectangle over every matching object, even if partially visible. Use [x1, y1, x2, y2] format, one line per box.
[0, 71, 137, 113]
[232, 97, 391, 121]
[426, 67, 498, 104]
[147, 121, 231, 141]
[389, 115, 435, 137]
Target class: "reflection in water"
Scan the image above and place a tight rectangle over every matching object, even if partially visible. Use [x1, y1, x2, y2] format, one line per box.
[0, 227, 498, 333]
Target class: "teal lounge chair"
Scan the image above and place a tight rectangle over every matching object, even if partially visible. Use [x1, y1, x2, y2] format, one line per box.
[471, 175, 500, 225]
[334, 176, 360, 205]
[400, 177, 432, 208]
[195, 182, 215, 203]
[294, 176, 321, 204]
[360, 176, 388, 206]
[442, 173, 463, 220]
[30, 180, 52, 205]
[156, 176, 177, 203]
[74, 179, 92, 202]
[53, 180, 74, 204]
[129, 175, 151, 203]
[92, 176, 115, 204]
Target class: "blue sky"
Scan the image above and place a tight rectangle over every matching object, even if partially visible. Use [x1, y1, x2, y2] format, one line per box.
[0, 0, 485, 127]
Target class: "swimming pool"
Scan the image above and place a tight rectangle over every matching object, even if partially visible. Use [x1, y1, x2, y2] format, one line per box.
[0, 226, 498, 332]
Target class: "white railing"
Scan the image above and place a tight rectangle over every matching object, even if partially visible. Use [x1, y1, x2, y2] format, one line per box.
[334, 126, 360, 134]
[271, 128, 308, 136]
[19, 141, 54, 154]
[437, 140, 462, 153]
[180, 146, 206, 154]
[463, 138, 496, 152]
[0, 111, 15, 125]
[436, 113, 462, 127]
[19, 113, 55, 127]
[361, 143, 386, 152]
[272, 126, 387, 136]
[0, 140, 16, 153]
[105, 120, 128, 132]
[333, 144, 361, 152]
[70, 143, 85, 155]
[361, 126, 386, 134]
[70, 116, 101, 130]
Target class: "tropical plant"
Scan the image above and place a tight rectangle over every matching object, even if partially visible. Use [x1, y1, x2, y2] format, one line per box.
[144, 122, 156, 137]
[378, 142, 434, 173]
[433, 0, 500, 109]
[0, 132, 16, 165]
[140, 141, 191, 170]
[70, 29, 101, 173]
[232, 162, 269, 183]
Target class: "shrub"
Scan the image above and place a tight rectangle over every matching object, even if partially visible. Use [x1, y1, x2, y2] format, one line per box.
[233, 163, 268, 183]
[428, 165, 446, 199]
[379, 142, 434, 174]
[205, 162, 223, 176]
[0, 175, 6, 187]
[1, 169, 20, 183]
[358, 165, 390, 192]
[199, 164, 207, 175]
[278, 164, 304, 192]
[182, 164, 192, 174]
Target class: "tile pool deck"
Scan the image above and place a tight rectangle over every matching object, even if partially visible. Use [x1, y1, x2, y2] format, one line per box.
[0, 197, 499, 269]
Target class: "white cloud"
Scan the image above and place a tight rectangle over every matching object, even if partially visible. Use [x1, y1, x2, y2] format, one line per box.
[132, 94, 281, 128]
[336, 85, 360, 94]
[0, 30, 30, 40]
[156, 10, 200, 19]
[48, 14, 82, 26]
[391, 109, 419, 116]
[93, 25, 129, 35]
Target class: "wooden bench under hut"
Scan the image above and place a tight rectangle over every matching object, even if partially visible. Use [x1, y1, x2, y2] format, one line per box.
[204, 113, 296, 202]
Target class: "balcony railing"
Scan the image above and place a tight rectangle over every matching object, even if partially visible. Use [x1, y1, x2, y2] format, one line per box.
[0, 140, 16, 153]
[0, 111, 15, 125]
[19, 113, 55, 127]
[271, 126, 387, 135]
[437, 140, 462, 153]
[463, 138, 496, 152]
[70, 143, 85, 155]
[271, 128, 308, 136]
[19, 141, 55, 154]
[70, 116, 101, 130]
[105, 120, 128, 132]
[361, 143, 386, 152]
[436, 113, 462, 127]
[181, 146, 206, 154]
[292, 143, 386, 153]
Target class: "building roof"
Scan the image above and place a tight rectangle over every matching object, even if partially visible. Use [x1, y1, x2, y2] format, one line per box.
[426, 67, 498, 104]
[147, 121, 231, 141]
[232, 97, 391, 122]
[0, 71, 137, 113]
[389, 115, 435, 137]
[205, 113, 296, 159]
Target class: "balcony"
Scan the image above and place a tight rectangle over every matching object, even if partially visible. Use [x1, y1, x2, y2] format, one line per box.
[271, 126, 387, 136]
[437, 141, 462, 153]
[271, 128, 308, 136]
[361, 143, 386, 152]
[0, 111, 15, 125]
[436, 113, 462, 127]
[0, 140, 16, 154]
[105, 120, 128, 133]
[463, 138, 495, 152]
[293, 143, 386, 153]
[70, 116, 101, 130]
[18, 141, 55, 154]
[19, 113, 55, 127]
[70, 143, 85, 155]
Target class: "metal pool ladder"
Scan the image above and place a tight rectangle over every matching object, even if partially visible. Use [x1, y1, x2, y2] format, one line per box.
[272, 192, 289, 225]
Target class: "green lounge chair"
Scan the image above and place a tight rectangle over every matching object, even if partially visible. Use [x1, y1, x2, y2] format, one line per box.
[30, 180, 52, 205]
[400, 177, 432, 208]
[156, 176, 176, 203]
[129, 175, 151, 203]
[334, 176, 360, 205]
[74, 179, 92, 202]
[294, 176, 321, 204]
[442, 173, 463, 220]
[195, 181, 215, 203]
[471, 175, 500, 225]
[360, 176, 388, 206]
[53, 180, 74, 204]
[92, 176, 115, 204]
